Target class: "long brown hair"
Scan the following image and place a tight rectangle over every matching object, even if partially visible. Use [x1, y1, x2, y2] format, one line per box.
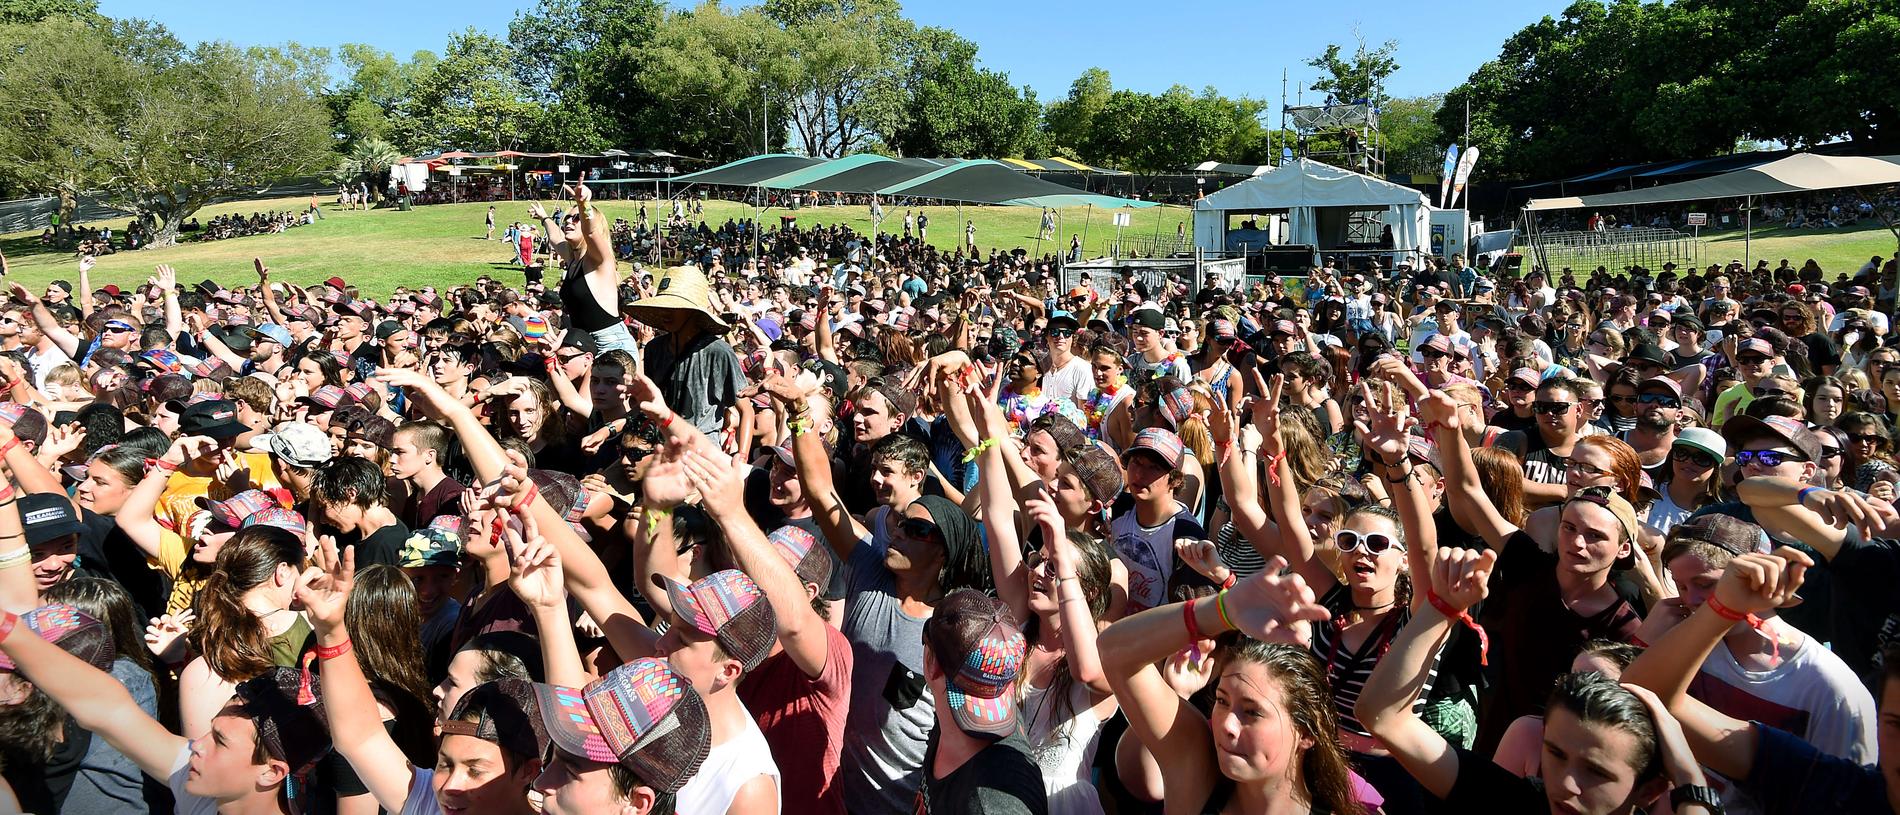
[191, 527, 305, 682]
[1470, 447, 1527, 526]
[346, 565, 435, 714]
[1221, 641, 1365, 815]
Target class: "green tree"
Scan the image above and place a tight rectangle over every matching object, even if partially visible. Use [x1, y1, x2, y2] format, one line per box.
[0, 0, 98, 24]
[765, 0, 913, 156]
[635, 2, 796, 162]
[1042, 67, 1112, 161]
[0, 18, 334, 244]
[1306, 35, 1399, 108]
[393, 29, 545, 152]
[887, 57, 1038, 158]
[507, 0, 664, 149]
[329, 44, 436, 147]
[1381, 94, 1444, 176]
[334, 137, 403, 197]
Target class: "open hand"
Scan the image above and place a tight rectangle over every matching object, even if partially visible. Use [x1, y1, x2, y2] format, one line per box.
[293, 534, 354, 635]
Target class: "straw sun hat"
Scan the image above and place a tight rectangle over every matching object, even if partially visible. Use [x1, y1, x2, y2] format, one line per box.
[627, 265, 729, 334]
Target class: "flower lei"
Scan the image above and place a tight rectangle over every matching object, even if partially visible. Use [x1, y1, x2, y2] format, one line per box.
[1152, 352, 1185, 379]
[1084, 376, 1128, 433]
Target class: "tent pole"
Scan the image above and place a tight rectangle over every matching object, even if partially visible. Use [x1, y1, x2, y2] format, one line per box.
[1744, 195, 1753, 269]
[1080, 204, 1094, 261]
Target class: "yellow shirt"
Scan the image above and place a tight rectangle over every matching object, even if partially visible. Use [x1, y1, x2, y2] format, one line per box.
[151, 528, 206, 615]
[155, 452, 283, 533]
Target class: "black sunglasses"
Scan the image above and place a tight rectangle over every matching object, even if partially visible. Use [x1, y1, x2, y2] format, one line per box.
[898, 517, 942, 541]
[1046, 328, 1075, 339]
[1639, 393, 1681, 408]
[1670, 448, 1719, 468]
[1532, 400, 1574, 415]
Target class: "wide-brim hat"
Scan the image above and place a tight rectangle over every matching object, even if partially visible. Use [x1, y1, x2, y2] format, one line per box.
[628, 266, 728, 332]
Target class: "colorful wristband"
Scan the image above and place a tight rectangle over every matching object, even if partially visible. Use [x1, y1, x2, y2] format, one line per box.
[1426, 590, 1490, 666]
[1183, 596, 1205, 642]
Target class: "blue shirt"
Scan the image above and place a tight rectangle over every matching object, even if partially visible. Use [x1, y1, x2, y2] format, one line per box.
[1747, 722, 1889, 814]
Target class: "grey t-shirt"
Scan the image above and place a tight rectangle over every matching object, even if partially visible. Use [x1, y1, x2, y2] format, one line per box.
[839, 534, 935, 814]
[643, 331, 748, 435]
[64, 658, 158, 814]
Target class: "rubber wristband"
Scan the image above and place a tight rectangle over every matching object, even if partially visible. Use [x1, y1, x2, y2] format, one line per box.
[1706, 595, 1778, 665]
[1796, 486, 1822, 507]
[314, 638, 352, 661]
[1426, 590, 1490, 666]
[1220, 573, 1237, 591]
[1215, 589, 1237, 631]
[0, 611, 15, 645]
[1183, 596, 1205, 642]
[0, 437, 18, 458]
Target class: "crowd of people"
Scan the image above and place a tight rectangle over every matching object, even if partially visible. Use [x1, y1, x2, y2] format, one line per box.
[1, 178, 1899, 815]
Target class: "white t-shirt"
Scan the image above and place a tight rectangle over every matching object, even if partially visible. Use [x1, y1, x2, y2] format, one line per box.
[676, 704, 781, 815]
[1040, 355, 1094, 409]
[1693, 633, 1877, 812]
[1830, 310, 1890, 336]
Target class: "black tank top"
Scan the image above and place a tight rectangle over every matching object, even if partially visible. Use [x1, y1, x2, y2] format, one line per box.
[560, 263, 620, 332]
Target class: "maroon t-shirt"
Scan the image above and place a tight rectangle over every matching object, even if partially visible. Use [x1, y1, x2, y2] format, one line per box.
[738, 624, 853, 815]
[400, 476, 466, 531]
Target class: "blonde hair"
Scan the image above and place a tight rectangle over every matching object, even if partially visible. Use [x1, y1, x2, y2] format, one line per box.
[44, 363, 81, 389]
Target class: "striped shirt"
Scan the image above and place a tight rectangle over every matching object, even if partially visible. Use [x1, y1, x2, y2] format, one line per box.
[1309, 585, 1439, 738]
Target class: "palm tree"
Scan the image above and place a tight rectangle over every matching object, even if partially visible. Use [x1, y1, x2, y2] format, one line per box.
[335, 137, 403, 204]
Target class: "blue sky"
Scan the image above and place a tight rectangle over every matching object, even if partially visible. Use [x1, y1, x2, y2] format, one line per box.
[98, 0, 1571, 101]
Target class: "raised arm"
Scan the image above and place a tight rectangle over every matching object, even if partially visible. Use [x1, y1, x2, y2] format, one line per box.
[1621, 548, 1813, 781]
[190, 312, 249, 371]
[375, 366, 655, 659]
[760, 368, 867, 558]
[0, 478, 31, 614]
[256, 260, 290, 327]
[299, 542, 418, 812]
[1356, 547, 1496, 799]
[1355, 380, 1437, 612]
[9, 283, 79, 358]
[156, 264, 183, 337]
[683, 444, 832, 678]
[1099, 562, 1327, 814]
[506, 514, 589, 688]
[572, 184, 618, 287]
[1029, 490, 1112, 695]
[1417, 391, 1519, 548]
[0, 607, 187, 780]
[114, 436, 212, 562]
[1736, 476, 1900, 561]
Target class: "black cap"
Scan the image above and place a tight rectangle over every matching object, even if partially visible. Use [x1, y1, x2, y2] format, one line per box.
[373, 320, 406, 341]
[1129, 309, 1166, 331]
[178, 399, 247, 439]
[20, 493, 85, 546]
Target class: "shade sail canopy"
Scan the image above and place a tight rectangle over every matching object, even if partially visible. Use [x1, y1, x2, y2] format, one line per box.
[669, 154, 826, 187]
[798, 158, 943, 193]
[1525, 153, 1900, 211]
[876, 160, 1154, 208]
[754, 153, 897, 189]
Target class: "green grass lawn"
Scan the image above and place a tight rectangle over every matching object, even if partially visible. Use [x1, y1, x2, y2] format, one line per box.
[0, 196, 1192, 299]
[6, 194, 1893, 300]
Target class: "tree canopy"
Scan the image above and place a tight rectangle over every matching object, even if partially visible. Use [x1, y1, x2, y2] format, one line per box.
[0, 15, 334, 243]
[1443, 0, 1900, 179]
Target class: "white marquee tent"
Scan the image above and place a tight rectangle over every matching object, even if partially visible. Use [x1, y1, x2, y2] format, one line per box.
[1192, 158, 1430, 263]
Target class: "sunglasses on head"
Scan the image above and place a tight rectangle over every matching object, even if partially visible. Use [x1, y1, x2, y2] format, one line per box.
[1335, 529, 1403, 555]
[1639, 393, 1681, 407]
[1753, 387, 1788, 400]
[1735, 449, 1806, 468]
[1532, 400, 1574, 415]
[1671, 448, 1719, 468]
